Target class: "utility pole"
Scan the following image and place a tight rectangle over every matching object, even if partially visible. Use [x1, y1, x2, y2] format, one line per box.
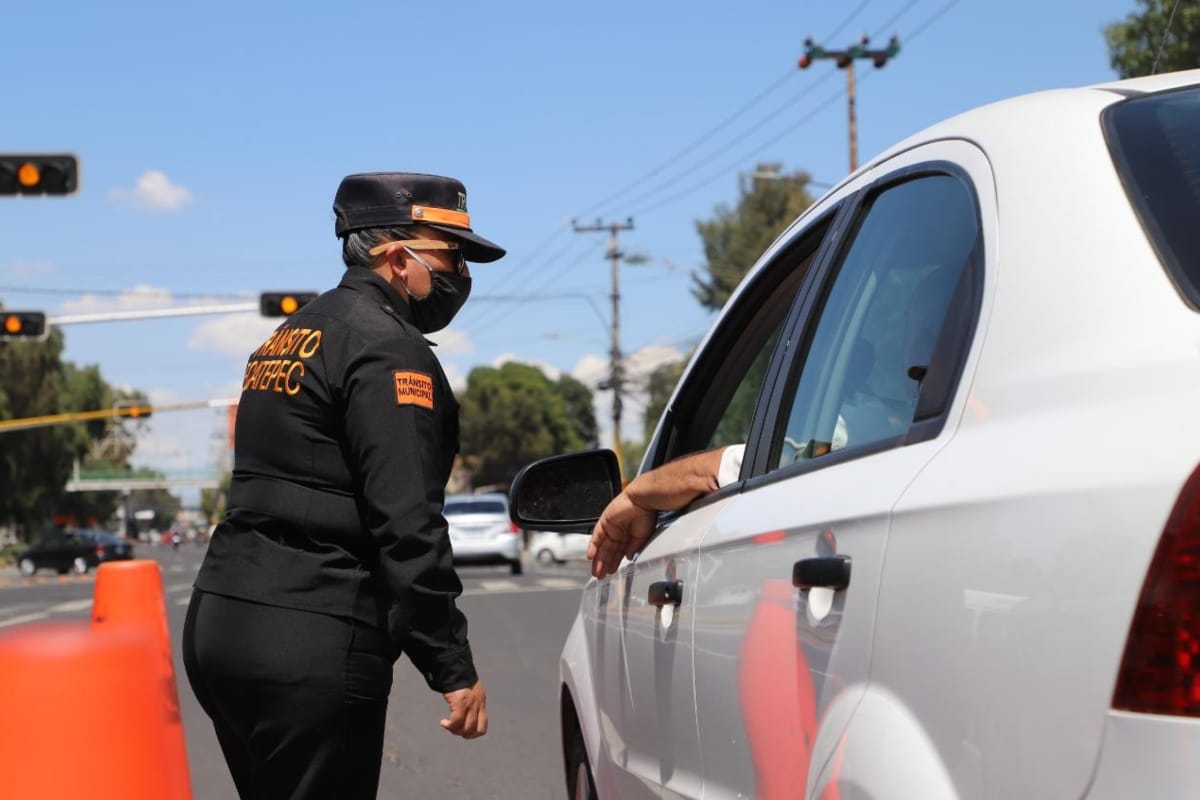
[799, 34, 901, 172]
[571, 217, 634, 475]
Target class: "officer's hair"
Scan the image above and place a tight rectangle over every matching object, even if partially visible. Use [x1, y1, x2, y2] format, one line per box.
[340, 226, 416, 269]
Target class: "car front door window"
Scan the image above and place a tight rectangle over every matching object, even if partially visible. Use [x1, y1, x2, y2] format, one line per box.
[772, 174, 980, 469]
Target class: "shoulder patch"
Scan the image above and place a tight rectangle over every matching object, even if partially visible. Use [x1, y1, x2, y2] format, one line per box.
[393, 370, 435, 409]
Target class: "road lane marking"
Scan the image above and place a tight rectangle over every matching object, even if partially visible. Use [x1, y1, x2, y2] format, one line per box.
[538, 578, 581, 589]
[0, 612, 50, 628]
[479, 579, 521, 591]
[48, 599, 93, 613]
[165, 582, 194, 593]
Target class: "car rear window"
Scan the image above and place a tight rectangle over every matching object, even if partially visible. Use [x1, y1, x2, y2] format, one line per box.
[1105, 85, 1200, 308]
[444, 500, 506, 516]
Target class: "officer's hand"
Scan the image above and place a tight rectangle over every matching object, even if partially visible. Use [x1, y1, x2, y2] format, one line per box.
[440, 680, 488, 739]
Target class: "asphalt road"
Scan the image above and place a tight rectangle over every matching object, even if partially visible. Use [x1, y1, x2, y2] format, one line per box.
[0, 542, 591, 799]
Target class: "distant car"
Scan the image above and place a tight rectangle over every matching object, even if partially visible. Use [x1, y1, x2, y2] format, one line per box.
[528, 530, 590, 566]
[16, 530, 135, 576]
[510, 70, 1200, 799]
[444, 493, 523, 575]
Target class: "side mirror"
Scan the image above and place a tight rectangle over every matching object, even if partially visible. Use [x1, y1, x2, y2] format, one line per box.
[508, 449, 622, 533]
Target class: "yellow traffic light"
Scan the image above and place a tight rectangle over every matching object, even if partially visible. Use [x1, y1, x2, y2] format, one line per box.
[0, 311, 48, 340]
[0, 154, 78, 196]
[260, 291, 318, 318]
[17, 163, 40, 188]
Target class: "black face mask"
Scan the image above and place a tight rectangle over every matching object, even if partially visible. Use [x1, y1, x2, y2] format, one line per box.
[407, 265, 472, 333]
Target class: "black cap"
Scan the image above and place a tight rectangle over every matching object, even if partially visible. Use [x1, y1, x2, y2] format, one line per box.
[333, 172, 506, 263]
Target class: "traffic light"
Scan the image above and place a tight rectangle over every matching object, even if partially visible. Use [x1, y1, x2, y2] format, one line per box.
[0, 311, 48, 341]
[260, 291, 318, 317]
[115, 401, 153, 420]
[0, 154, 78, 196]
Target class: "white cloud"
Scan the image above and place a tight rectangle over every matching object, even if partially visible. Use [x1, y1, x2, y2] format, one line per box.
[492, 353, 561, 379]
[572, 344, 688, 448]
[108, 170, 192, 213]
[442, 362, 467, 392]
[189, 312, 277, 358]
[59, 284, 176, 314]
[5, 260, 55, 278]
[426, 327, 474, 355]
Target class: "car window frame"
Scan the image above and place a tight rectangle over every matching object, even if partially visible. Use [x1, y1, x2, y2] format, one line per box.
[743, 161, 985, 488]
[642, 204, 848, 516]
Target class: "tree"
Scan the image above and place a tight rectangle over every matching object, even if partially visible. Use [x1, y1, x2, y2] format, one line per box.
[458, 362, 597, 489]
[693, 164, 816, 312]
[0, 331, 84, 533]
[642, 359, 686, 442]
[1106, 0, 1200, 78]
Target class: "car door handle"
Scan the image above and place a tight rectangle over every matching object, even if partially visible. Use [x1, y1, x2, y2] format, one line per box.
[792, 556, 851, 591]
[648, 580, 684, 607]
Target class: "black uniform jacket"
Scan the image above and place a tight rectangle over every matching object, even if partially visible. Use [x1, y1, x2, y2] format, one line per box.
[195, 267, 477, 692]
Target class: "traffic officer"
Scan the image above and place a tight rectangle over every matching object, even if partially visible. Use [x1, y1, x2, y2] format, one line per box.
[183, 172, 504, 800]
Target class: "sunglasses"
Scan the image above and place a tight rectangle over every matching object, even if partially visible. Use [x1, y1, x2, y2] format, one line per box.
[370, 239, 467, 274]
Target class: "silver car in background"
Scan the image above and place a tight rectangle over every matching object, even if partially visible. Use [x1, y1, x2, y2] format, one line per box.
[444, 492, 523, 575]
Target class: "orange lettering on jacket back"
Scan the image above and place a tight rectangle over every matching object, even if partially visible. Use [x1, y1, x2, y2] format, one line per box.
[393, 371, 434, 409]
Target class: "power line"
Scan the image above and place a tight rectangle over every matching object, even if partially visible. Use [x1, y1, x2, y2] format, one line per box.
[573, 68, 800, 221]
[824, 0, 874, 42]
[872, 0, 924, 37]
[601, 71, 838, 218]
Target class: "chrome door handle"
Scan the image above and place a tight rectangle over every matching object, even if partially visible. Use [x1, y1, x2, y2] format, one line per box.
[792, 556, 851, 591]
[648, 580, 684, 607]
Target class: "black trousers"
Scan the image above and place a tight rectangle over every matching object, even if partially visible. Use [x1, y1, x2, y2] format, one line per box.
[182, 590, 394, 800]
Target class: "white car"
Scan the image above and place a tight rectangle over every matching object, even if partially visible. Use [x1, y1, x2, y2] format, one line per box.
[444, 492, 523, 575]
[528, 530, 591, 565]
[510, 69, 1200, 799]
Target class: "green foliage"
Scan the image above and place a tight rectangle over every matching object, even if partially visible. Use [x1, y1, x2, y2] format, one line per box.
[642, 359, 686, 442]
[1105, 0, 1200, 78]
[693, 165, 816, 312]
[0, 330, 85, 530]
[0, 329, 158, 532]
[458, 361, 598, 488]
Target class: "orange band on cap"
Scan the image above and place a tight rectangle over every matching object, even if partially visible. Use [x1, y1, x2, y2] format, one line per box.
[411, 205, 470, 228]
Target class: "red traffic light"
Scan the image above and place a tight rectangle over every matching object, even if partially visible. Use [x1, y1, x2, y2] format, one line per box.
[0, 155, 78, 196]
[259, 291, 318, 317]
[0, 311, 48, 340]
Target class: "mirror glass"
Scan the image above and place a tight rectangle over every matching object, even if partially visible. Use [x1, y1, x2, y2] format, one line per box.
[513, 450, 620, 528]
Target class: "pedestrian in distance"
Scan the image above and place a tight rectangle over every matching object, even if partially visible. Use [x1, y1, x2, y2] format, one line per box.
[183, 172, 505, 800]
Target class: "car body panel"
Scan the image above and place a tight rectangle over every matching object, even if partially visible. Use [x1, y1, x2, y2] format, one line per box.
[587, 497, 720, 798]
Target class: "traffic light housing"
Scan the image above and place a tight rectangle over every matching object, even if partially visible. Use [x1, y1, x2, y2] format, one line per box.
[0, 311, 48, 341]
[0, 155, 78, 196]
[260, 291, 318, 317]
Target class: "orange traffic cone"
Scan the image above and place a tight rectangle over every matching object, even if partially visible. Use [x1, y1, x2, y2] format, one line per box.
[92, 559, 193, 799]
[0, 621, 176, 797]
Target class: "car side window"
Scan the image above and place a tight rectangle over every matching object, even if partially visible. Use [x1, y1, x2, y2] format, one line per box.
[646, 211, 837, 469]
[771, 174, 979, 469]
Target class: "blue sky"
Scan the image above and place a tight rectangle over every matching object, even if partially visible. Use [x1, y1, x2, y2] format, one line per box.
[2, 0, 1138, 501]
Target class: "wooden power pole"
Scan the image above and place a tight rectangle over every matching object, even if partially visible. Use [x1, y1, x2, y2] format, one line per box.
[572, 217, 635, 473]
[799, 35, 901, 172]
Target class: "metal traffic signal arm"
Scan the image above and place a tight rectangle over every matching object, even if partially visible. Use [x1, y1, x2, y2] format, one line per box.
[0, 291, 319, 332]
[0, 397, 238, 435]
